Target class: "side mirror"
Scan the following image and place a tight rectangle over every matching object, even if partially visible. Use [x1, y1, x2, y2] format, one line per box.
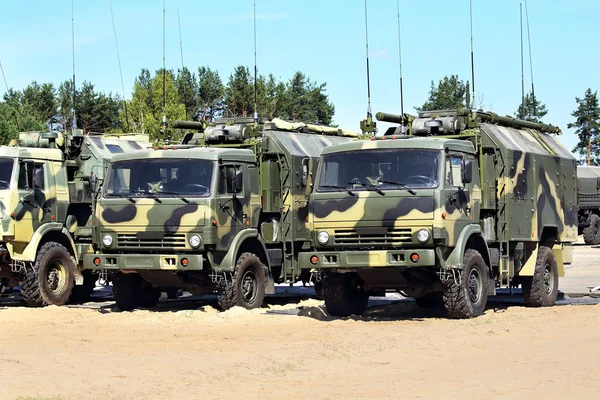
[234, 170, 243, 193]
[462, 160, 473, 184]
[89, 172, 97, 194]
[301, 159, 309, 188]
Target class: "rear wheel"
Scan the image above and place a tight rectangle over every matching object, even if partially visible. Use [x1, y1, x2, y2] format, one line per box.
[21, 242, 75, 307]
[442, 249, 488, 319]
[69, 269, 98, 304]
[217, 252, 266, 311]
[323, 272, 369, 317]
[522, 245, 559, 307]
[112, 273, 160, 311]
[583, 214, 600, 245]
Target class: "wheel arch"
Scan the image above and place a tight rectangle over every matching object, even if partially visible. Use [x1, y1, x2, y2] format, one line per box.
[444, 224, 490, 270]
[217, 228, 270, 272]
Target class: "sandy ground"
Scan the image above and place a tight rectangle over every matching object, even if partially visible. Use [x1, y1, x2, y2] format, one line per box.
[1, 245, 600, 400]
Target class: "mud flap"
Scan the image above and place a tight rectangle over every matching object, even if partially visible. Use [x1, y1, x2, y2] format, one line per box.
[265, 268, 275, 295]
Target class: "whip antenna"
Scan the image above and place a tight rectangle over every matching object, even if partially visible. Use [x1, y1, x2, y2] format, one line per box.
[524, 0, 536, 119]
[177, 8, 188, 120]
[109, 0, 130, 132]
[72, 0, 78, 129]
[469, 0, 475, 110]
[520, 3, 525, 116]
[162, 0, 167, 134]
[396, 0, 404, 132]
[0, 61, 20, 131]
[364, 0, 372, 118]
[253, 0, 258, 123]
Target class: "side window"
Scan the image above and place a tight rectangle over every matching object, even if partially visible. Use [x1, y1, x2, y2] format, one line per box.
[18, 161, 44, 190]
[218, 165, 243, 195]
[445, 155, 463, 188]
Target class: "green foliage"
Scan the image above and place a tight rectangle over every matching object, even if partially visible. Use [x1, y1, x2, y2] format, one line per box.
[569, 88, 600, 166]
[224, 66, 254, 118]
[515, 92, 548, 123]
[175, 67, 198, 119]
[197, 66, 224, 121]
[417, 75, 467, 111]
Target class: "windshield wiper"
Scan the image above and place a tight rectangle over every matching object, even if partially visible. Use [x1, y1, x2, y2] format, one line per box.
[110, 193, 136, 203]
[159, 191, 190, 204]
[130, 190, 162, 203]
[378, 179, 417, 195]
[320, 185, 356, 196]
[349, 182, 385, 196]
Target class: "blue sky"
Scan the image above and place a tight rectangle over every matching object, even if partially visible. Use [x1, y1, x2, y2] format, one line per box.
[0, 0, 598, 153]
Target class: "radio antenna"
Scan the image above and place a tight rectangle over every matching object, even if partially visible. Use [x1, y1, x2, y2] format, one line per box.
[162, 0, 167, 135]
[520, 3, 525, 116]
[396, 0, 404, 132]
[524, 0, 536, 119]
[469, 0, 476, 110]
[364, 0, 372, 120]
[72, 0, 78, 129]
[253, 0, 258, 124]
[109, 0, 130, 132]
[0, 61, 20, 131]
[177, 8, 188, 120]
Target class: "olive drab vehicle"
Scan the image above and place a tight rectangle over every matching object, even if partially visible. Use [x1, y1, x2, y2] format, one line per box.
[576, 165, 600, 245]
[83, 117, 360, 311]
[0, 129, 150, 306]
[300, 109, 577, 318]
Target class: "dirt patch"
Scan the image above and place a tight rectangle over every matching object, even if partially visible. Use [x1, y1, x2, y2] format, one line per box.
[1, 300, 599, 399]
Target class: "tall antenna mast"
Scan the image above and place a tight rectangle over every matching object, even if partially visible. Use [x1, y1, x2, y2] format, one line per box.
[396, 0, 404, 133]
[524, 0, 536, 119]
[162, 0, 167, 135]
[520, 3, 525, 116]
[72, 0, 78, 129]
[177, 8, 188, 120]
[109, 0, 130, 132]
[469, 0, 475, 110]
[253, 0, 258, 124]
[364, 0, 372, 119]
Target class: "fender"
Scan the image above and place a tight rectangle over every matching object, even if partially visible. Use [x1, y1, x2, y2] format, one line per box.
[10, 223, 78, 264]
[442, 224, 489, 269]
[217, 228, 270, 272]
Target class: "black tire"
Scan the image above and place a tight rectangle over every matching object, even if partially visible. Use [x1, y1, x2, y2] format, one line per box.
[522, 245, 559, 307]
[112, 273, 142, 311]
[415, 292, 443, 308]
[21, 242, 75, 307]
[140, 286, 161, 308]
[323, 272, 369, 317]
[217, 252, 266, 311]
[583, 214, 600, 245]
[314, 280, 325, 300]
[442, 249, 489, 319]
[68, 269, 98, 304]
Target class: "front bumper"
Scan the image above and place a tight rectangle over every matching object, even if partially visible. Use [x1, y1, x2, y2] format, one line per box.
[83, 253, 204, 271]
[299, 248, 436, 269]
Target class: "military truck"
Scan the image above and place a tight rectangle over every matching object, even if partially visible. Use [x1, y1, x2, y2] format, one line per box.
[299, 109, 577, 318]
[83, 117, 358, 311]
[576, 165, 600, 245]
[0, 129, 149, 306]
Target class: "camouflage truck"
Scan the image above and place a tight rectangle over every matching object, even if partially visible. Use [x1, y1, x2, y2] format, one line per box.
[83, 117, 358, 311]
[576, 165, 600, 245]
[299, 109, 577, 318]
[0, 129, 149, 306]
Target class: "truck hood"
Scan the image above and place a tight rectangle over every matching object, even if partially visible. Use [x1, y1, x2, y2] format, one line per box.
[310, 193, 435, 224]
[97, 198, 207, 232]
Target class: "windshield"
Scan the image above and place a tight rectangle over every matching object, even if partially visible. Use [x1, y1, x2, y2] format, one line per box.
[104, 158, 214, 197]
[317, 149, 440, 192]
[0, 158, 14, 190]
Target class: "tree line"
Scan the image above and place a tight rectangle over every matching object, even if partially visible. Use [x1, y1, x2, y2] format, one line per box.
[417, 75, 600, 166]
[0, 66, 336, 144]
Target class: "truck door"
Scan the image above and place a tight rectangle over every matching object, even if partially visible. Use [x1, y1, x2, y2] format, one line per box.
[215, 163, 249, 250]
[443, 153, 479, 244]
[13, 160, 51, 243]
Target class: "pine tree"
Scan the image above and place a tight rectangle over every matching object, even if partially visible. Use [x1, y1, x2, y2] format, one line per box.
[569, 88, 600, 165]
[515, 92, 548, 123]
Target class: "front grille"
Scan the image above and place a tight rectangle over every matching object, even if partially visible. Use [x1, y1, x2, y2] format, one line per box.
[334, 228, 412, 246]
[117, 233, 186, 248]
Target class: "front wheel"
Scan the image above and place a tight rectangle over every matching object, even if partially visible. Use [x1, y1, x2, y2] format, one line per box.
[583, 214, 600, 245]
[522, 245, 559, 307]
[217, 252, 266, 311]
[323, 272, 369, 317]
[442, 249, 489, 319]
[21, 242, 75, 307]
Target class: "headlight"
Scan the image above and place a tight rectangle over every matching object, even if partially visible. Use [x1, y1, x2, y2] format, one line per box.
[416, 229, 430, 243]
[189, 234, 202, 248]
[317, 231, 330, 245]
[102, 234, 113, 247]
